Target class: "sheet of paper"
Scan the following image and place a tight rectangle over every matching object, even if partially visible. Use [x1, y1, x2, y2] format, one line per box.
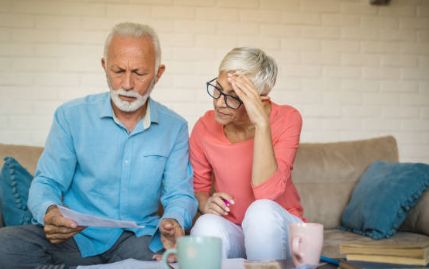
[77, 259, 178, 269]
[222, 258, 245, 269]
[58, 205, 145, 229]
[77, 258, 246, 269]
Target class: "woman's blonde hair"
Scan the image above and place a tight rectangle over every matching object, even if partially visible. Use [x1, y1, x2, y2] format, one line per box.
[219, 47, 278, 95]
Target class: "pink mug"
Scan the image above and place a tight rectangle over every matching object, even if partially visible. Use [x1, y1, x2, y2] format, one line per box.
[289, 223, 324, 267]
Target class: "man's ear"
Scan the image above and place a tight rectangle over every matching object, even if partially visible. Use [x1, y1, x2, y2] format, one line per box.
[155, 64, 166, 84]
[101, 58, 106, 71]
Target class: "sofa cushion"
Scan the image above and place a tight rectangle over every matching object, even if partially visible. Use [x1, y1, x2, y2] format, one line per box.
[339, 160, 429, 239]
[400, 189, 429, 236]
[0, 143, 44, 176]
[292, 136, 399, 229]
[0, 157, 34, 226]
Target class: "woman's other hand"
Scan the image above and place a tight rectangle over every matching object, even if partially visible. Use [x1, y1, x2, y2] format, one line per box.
[202, 192, 235, 216]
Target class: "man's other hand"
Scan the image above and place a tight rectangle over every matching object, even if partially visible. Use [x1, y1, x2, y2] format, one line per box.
[43, 205, 86, 244]
[159, 218, 184, 250]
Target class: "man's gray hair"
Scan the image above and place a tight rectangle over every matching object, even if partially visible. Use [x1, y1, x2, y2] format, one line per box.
[219, 47, 278, 95]
[104, 22, 161, 71]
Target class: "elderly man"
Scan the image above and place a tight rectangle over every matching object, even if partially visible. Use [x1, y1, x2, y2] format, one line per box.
[0, 22, 197, 268]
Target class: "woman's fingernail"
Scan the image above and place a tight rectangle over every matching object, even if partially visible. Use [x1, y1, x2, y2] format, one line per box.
[230, 200, 235, 205]
[225, 207, 230, 212]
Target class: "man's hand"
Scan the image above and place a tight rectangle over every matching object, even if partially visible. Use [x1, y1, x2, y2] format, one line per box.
[152, 219, 184, 262]
[159, 218, 184, 250]
[43, 205, 86, 244]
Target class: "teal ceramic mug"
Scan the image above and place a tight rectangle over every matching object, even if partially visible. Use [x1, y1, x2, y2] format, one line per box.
[162, 236, 222, 269]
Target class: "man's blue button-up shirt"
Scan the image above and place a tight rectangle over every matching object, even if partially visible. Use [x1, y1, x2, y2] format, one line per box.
[28, 92, 198, 257]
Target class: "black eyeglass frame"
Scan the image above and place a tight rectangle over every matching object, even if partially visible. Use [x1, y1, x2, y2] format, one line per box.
[206, 77, 244, 110]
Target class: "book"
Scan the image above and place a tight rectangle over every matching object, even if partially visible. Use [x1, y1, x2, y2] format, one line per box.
[346, 254, 429, 266]
[340, 241, 429, 259]
[243, 260, 282, 269]
[348, 260, 429, 269]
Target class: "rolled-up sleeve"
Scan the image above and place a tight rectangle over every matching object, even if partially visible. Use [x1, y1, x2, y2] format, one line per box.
[252, 110, 302, 200]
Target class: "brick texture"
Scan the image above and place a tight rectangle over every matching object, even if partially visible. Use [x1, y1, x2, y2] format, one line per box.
[0, 0, 428, 163]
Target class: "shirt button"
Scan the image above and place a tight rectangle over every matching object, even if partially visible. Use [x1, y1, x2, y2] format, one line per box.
[124, 160, 129, 164]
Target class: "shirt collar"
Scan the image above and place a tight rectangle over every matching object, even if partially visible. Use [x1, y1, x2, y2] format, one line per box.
[148, 97, 160, 126]
[100, 94, 114, 119]
[100, 94, 157, 130]
[142, 100, 151, 130]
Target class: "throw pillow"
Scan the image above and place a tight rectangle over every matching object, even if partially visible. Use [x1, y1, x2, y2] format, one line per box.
[0, 156, 34, 226]
[339, 160, 429, 239]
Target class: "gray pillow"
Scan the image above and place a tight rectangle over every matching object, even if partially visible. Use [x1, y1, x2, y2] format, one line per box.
[400, 189, 429, 236]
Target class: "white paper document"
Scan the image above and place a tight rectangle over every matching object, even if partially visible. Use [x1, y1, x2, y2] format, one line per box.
[58, 205, 145, 229]
[77, 258, 246, 269]
[77, 259, 178, 269]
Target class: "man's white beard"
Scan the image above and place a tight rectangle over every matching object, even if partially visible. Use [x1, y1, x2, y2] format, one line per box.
[108, 77, 156, 113]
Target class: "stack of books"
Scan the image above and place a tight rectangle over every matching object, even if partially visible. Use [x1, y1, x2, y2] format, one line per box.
[340, 241, 429, 266]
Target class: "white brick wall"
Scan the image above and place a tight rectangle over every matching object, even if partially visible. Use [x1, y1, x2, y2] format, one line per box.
[0, 0, 428, 163]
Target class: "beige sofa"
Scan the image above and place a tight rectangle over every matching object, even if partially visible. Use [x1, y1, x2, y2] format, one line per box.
[1, 136, 428, 258]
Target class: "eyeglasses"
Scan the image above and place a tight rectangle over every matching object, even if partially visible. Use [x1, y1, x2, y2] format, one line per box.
[206, 77, 243, 110]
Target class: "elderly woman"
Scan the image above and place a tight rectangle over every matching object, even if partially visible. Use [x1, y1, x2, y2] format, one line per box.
[189, 47, 306, 260]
